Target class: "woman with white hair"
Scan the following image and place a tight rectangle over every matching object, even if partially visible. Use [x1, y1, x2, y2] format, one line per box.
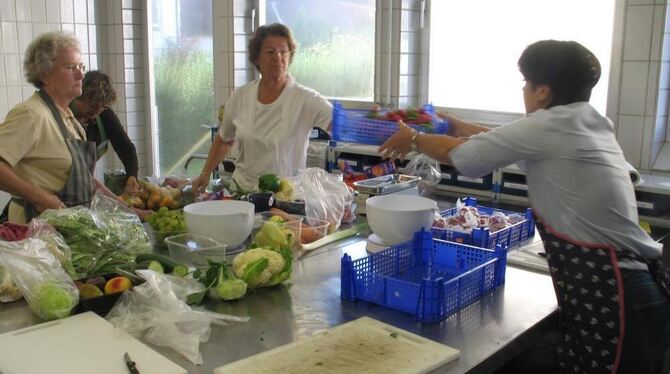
[0, 31, 118, 223]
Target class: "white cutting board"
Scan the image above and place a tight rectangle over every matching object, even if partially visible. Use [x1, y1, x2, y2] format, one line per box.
[215, 316, 460, 374]
[0, 312, 186, 374]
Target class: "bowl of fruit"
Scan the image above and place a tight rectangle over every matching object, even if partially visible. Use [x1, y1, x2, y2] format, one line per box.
[74, 273, 141, 316]
[146, 207, 187, 249]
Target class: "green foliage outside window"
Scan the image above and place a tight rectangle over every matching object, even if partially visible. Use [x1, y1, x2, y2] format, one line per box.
[154, 44, 215, 176]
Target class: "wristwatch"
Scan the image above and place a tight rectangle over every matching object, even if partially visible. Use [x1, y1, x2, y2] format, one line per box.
[410, 130, 424, 152]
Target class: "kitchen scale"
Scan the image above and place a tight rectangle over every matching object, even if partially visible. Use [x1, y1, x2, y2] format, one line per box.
[366, 233, 391, 253]
[353, 174, 421, 215]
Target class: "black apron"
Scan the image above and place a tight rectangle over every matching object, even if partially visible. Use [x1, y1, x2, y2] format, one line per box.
[534, 215, 624, 373]
[10, 91, 96, 222]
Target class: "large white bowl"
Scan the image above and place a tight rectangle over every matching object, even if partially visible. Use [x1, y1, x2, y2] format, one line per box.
[366, 194, 438, 245]
[183, 200, 255, 247]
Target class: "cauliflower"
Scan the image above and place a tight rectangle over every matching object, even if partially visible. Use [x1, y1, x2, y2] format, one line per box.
[232, 246, 292, 288]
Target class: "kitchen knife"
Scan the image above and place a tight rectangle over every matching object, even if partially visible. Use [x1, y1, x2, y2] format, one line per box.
[124, 352, 140, 374]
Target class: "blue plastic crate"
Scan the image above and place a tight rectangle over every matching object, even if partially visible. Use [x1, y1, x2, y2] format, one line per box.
[431, 197, 535, 250]
[332, 102, 449, 145]
[341, 229, 507, 323]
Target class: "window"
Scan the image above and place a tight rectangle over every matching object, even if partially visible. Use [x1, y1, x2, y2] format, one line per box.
[263, 0, 376, 101]
[150, 0, 215, 176]
[429, 0, 615, 115]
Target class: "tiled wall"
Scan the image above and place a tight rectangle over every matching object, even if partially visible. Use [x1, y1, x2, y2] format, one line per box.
[0, 0, 148, 181]
[612, 0, 668, 169]
[96, 0, 148, 180]
[0, 0, 97, 121]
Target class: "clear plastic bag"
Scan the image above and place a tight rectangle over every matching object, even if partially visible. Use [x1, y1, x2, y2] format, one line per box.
[37, 192, 151, 277]
[106, 270, 248, 365]
[0, 238, 79, 320]
[404, 154, 442, 196]
[296, 168, 354, 231]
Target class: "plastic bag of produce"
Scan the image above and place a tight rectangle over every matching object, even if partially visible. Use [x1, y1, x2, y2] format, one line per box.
[404, 154, 441, 197]
[0, 238, 79, 320]
[295, 168, 354, 231]
[37, 192, 151, 278]
[107, 270, 247, 365]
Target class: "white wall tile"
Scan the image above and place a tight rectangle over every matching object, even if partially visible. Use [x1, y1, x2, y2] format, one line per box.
[617, 114, 644, 167]
[88, 24, 96, 52]
[45, 0, 60, 23]
[1, 21, 18, 54]
[32, 22, 46, 37]
[628, 0, 654, 5]
[0, 57, 4, 85]
[74, 23, 88, 53]
[641, 115, 655, 166]
[73, 0, 86, 24]
[5, 85, 22, 108]
[16, 22, 33, 53]
[0, 87, 7, 121]
[650, 5, 665, 61]
[3, 53, 20, 85]
[620, 61, 649, 115]
[30, 0, 46, 22]
[646, 61, 659, 116]
[45, 22, 60, 32]
[660, 62, 670, 89]
[15, 0, 31, 21]
[21, 84, 33, 100]
[651, 140, 663, 164]
[61, 23, 74, 32]
[60, 0, 74, 23]
[0, 0, 16, 22]
[87, 0, 94, 22]
[623, 5, 653, 60]
[657, 89, 669, 118]
[655, 114, 667, 142]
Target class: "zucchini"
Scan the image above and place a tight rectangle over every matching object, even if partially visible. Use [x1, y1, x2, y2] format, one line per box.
[135, 253, 179, 273]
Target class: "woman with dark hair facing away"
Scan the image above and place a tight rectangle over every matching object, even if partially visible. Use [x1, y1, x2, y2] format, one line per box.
[380, 40, 670, 373]
[71, 70, 140, 195]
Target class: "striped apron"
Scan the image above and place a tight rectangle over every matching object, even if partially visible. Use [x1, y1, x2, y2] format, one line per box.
[18, 91, 97, 221]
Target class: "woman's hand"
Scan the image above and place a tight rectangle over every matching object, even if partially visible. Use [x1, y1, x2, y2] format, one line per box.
[34, 192, 66, 213]
[124, 176, 140, 196]
[132, 207, 153, 222]
[191, 173, 211, 197]
[378, 121, 414, 161]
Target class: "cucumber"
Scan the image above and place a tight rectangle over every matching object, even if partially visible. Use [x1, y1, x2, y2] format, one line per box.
[135, 253, 180, 273]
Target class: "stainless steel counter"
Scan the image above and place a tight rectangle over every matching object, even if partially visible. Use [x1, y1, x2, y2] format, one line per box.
[0, 223, 558, 374]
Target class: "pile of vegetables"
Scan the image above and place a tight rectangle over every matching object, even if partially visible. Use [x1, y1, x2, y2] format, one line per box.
[366, 107, 438, 132]
[38, 206, 151, 278]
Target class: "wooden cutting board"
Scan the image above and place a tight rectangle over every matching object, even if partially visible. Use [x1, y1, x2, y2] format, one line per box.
[215, 316, 460, 374]
[0, 312, 186, 374]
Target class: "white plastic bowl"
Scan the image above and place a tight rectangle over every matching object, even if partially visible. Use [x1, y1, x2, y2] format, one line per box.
[183, 200, 255, 247]
[366, 194, 438, 245]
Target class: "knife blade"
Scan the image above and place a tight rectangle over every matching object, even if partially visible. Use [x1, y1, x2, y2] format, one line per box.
[124, 352, 140, 374]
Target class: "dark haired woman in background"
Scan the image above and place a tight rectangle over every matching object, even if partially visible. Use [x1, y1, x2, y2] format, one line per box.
[71, 70, 140, 195]
[380, 40, 669, 373]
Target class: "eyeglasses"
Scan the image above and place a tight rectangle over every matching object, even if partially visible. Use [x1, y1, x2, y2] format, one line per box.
[262, 49, 292, 58]
[64, 63, 87, 73]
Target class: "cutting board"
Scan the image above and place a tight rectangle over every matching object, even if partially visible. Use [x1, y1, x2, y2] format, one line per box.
[0, 312, 186, 374]
[215, 316, 460, 374]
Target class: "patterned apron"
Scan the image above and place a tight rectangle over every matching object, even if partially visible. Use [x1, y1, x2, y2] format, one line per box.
[18, 91, 97, 221]
[534, 215, 625, 374]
